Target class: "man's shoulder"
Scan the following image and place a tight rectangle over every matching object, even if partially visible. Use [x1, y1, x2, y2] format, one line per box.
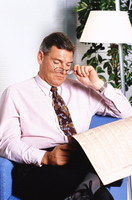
[63, 78, 88, 90]
[1, 77, 35, 97]
[62, 78, 99, 97]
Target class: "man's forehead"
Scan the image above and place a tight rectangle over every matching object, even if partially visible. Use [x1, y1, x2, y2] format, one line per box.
[48, 46, 73, 61]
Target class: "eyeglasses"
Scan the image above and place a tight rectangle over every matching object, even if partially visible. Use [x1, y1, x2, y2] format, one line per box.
[48, 56, 74, 75]
[54, 67, 74, 75]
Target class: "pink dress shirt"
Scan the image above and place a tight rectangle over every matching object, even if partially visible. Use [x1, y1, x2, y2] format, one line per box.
[0, 74, 132, 166]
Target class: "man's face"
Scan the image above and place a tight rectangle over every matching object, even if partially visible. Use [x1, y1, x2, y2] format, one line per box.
[38, 46, 73, 87]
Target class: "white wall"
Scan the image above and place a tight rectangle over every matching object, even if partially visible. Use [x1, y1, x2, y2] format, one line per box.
[0, 0, 70, 96]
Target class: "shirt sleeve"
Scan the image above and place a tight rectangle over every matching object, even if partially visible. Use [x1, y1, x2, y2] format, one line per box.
[96, 83, 132, 118]
[0, 88, 45, 166]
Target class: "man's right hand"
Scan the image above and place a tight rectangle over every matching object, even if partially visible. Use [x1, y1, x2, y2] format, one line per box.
[41, 143, 76, 166]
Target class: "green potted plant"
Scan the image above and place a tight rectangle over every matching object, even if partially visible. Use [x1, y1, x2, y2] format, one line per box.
[74, 0, 132, 104]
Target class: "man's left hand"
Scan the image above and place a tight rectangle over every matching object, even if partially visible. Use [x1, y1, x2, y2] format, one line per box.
[73, 64, 104, 91]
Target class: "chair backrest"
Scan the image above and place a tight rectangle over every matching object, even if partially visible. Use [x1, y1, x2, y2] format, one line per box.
[90, 115, 120, 129]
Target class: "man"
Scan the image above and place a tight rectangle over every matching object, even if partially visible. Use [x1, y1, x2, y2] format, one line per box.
[0, 32, 132, 200]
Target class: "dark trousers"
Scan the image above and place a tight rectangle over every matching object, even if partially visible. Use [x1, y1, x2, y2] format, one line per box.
[12, 146, 121, 200]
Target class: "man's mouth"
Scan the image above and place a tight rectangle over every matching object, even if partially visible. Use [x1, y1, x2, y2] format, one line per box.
[56, 75, 65, 80]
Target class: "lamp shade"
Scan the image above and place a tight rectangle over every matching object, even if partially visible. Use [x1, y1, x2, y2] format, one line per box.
[80, 11, 132, 44]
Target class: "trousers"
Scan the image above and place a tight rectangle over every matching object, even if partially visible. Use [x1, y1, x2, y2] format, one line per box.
[12, 146, 121, 200]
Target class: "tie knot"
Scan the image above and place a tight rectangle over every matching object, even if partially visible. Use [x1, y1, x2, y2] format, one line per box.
[51, 86, 57, 93]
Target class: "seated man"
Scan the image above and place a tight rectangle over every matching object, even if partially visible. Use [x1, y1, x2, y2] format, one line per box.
[0, 32, 132, 200]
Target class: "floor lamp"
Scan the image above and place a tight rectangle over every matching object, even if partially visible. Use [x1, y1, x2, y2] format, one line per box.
[80, 10, 132, 200]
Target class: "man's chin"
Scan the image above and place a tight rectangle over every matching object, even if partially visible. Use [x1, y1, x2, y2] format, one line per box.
[53, 78, 66, 86]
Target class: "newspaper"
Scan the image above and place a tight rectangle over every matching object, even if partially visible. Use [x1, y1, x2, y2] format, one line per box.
[73, 116, 132, 185]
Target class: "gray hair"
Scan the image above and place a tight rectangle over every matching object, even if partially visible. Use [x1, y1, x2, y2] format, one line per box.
[39, 32, 75, 55]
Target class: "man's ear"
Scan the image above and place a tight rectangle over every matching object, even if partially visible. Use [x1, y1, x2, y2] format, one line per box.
[37, 50, 44, 64]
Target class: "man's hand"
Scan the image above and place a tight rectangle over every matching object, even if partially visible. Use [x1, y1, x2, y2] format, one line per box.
[73, 64, 104, 91]
[41, 143, 76, 166]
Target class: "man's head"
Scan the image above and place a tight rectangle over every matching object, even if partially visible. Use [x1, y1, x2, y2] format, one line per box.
[38, 32, 75, 87]
[39, 32, 75, 55]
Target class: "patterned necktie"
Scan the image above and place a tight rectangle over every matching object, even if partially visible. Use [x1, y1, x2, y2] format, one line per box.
[51, 86, 77, 137]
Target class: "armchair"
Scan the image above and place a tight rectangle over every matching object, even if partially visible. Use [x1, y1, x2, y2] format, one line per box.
[0, 115, 128, 200]
[0, 157, 20, 200]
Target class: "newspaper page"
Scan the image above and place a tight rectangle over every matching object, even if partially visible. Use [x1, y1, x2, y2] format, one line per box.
[73, 116, 132, 185]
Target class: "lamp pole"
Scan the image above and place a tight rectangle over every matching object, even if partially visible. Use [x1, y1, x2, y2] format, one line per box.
[116, 1, 132, 198]
[116, 0, 126, 95]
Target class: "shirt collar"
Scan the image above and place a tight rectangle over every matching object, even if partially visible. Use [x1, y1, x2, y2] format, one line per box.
[35, 74, 61, 96]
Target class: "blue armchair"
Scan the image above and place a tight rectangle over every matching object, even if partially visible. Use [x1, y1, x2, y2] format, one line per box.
[0, 115, 128, 200]
[0, 157, 20, 200]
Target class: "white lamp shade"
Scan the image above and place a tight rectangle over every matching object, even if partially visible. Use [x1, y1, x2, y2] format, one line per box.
[80, 11, 132, 44]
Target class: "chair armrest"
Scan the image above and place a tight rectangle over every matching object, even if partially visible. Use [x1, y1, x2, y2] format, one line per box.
[0, 157, 14, 200]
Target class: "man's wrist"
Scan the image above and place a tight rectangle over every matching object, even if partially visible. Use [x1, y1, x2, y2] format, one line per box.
[98, 81, 108, 93]
[41, 151, 49, 165]
[93, 79, 105, 91]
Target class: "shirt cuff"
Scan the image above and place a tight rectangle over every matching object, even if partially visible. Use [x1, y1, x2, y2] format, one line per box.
[102, 84, 123, 112]
[30, 148, 46, 167]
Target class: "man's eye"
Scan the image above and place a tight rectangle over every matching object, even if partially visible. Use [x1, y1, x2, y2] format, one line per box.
[67, 64, 72, 67]
[53, 61, 60, 65]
